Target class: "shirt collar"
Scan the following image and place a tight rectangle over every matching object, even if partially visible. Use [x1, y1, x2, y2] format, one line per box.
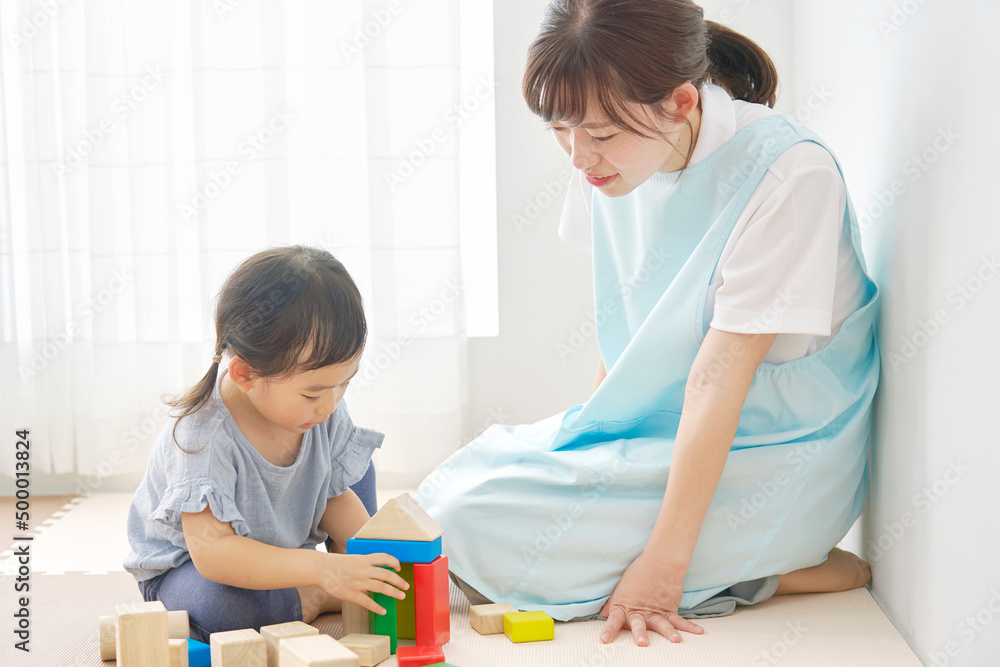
[688, 83, 736, 166]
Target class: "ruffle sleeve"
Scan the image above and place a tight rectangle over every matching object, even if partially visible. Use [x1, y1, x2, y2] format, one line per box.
[150, 478, 251, 539]
[328, 425, 384, 498]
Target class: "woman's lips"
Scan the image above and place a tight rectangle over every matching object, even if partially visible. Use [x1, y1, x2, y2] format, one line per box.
[585, 173, 618, 187]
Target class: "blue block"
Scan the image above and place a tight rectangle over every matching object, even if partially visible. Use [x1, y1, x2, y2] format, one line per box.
[187, 638, 211, 667]
[346, 536, 443, 563]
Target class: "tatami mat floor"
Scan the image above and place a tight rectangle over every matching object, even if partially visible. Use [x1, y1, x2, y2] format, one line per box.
[0, 494, 922, 666]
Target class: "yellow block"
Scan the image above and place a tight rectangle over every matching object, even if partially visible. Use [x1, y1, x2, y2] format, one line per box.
[503, 610, 554, 643]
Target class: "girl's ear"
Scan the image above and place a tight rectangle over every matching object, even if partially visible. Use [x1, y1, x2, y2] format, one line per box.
[227, 356, 256, 393]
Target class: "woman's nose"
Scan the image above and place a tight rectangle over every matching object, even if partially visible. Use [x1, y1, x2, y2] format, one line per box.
[569, 131, 599, 170]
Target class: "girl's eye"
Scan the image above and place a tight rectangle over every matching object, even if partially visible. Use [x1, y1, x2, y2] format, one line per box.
[303, 395, 321, 401]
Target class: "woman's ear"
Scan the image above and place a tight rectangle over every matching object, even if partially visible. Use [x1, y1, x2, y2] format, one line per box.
[227, 356, 256, 393]
[663, 82, 700, 122]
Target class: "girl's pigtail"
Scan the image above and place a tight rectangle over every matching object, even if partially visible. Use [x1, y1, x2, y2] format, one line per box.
[166, 346, 225, 453]
[704, 20, 778, 108]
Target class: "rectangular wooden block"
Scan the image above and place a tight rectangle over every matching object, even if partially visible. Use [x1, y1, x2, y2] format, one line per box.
[115, 601, 169, 667]
[396, 644, 445, 667]
[169, 638, 188, 667]
[260, 620, 319, 667]
[101, 610, 190, 661]
[341, 600, 371, 636]
[279, 634, 359, 666]
[370, 591, 398, 654]
[210, 628, 266, 666]
[397, 562, 416, 639]
[469, 603, 518, 635]
[503, 610, 554, 643]
[414, 555, 450, 646]
[346, 536, 443, 563]
[338, 633, 391, 667]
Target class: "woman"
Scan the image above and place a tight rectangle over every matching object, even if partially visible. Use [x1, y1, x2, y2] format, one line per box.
[419, 0, 878, 646]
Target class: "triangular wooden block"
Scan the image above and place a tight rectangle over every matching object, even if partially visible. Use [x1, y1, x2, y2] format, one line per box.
[354, 493, 444, 542]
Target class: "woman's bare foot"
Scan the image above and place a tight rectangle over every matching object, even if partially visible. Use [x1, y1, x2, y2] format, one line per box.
[774, 548, 872, 596]
[297, 586, 343, 623]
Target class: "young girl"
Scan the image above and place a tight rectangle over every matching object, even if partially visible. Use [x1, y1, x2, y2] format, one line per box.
[124, 246, 407, 642]
[419, 0, 878, 647]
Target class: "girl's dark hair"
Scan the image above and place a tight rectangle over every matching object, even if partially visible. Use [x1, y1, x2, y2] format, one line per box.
[523, 0, 778, 168]
[167, 245, 367, 449]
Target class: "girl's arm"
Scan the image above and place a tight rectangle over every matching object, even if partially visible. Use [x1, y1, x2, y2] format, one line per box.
[647, 327, 778, 567]
[319, 489, 371, 549]
[182, 507, 407, 612]
[599, 327, 777, 645]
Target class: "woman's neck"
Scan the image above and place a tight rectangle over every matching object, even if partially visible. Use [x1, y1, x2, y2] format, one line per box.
[659, 96, 703, 173]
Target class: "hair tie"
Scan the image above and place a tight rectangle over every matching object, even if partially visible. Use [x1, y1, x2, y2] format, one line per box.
[212, 354, 222, 364]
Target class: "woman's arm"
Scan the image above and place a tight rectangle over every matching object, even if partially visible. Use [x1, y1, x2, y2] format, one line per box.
[646, 327, 778, 566]
[599, 327, 777, 645]
[592, 357, 607, 396]
[182, 507, 407, 612]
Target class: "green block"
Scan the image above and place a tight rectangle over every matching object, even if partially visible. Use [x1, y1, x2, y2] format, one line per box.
[397, 562, 416, 639]
[426, 663, 460, 666]
[370, 591, 398, 654]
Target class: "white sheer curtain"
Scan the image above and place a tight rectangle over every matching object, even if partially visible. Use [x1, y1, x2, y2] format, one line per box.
[0, 0, 496, 489]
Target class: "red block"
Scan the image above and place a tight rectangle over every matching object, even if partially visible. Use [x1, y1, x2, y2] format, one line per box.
[396, 644, 445, 667]
[414, 555, 450, 646]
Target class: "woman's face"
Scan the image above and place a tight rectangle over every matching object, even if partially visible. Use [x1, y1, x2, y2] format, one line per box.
[547, 85, 700, 197]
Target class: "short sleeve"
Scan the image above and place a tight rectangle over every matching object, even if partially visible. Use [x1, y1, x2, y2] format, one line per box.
[151, 478, 250, 538]
[324, 401, 384, 499]
[710, 145, 845, 336]
[558, 169, 594, 254]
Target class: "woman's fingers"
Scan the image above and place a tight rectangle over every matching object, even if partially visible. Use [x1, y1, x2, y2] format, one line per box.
[599, 606, 627, 643]
[647, 614, 682, 643]
[629, 613, 649, 646]
[667, 611, 704, 635]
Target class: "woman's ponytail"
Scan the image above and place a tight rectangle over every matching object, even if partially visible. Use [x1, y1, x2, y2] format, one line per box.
[704, 20, 778, 108]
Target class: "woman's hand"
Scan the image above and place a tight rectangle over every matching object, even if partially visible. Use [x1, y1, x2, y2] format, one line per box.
[599, 552, 704, 645]
[316, 552, 409, 615]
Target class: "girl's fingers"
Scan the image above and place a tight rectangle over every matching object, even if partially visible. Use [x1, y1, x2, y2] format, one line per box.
[371, 580, 408, 600]
[368, 553, 401, 571]
[599, 606, 626, 643]
[629, 613, 649, 646]
[371, 567, 409, 591]
[349, 593, 387, 616]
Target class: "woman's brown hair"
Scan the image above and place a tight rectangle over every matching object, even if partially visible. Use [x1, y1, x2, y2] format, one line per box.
[523, 0, 778, 167]
[167, 245, 367, 449]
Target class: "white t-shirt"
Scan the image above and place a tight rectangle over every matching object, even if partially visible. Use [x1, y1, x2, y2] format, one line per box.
[559, 83, 868, 364]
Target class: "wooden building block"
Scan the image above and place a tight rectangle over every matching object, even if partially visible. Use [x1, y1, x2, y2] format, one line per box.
[169, 638, 188, 667]
[469, 603, 518, 635]
[503, 610, 554, 643]
[260, 620, 319, 667]
[414, 555, 449, 646]
[210, 628, 266, 666]
[100, 610, 190, 660]
[346, 536, 442, 563]
[186, 638, 211, 667]
[370, 591, 398, 654]
[115, 601, 170, 667]
[338, 633, 391, 667]
[341, 600, 371, 636]
[397, 562, 416, 639]
[396, 644, 445, 667]
[279, 634, 359, 666]
[354, 493, 444, 542]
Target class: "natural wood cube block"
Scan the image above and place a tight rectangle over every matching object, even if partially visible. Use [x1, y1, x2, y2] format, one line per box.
[469, 603, 518, 635]
[279, 634, 359, 666]
[115, 601, 170, 667]
[339, 633, 391, 666]
[260, 620, 319, 667]
[169, 638, 188, 667]
[210, 628, 266, 666]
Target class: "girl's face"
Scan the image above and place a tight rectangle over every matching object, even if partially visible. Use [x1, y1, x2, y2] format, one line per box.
[243, 354, 361, 434]
[547, 85, 700, 197]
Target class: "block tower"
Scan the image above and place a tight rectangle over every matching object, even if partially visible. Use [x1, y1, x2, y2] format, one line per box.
[344, 493, 450, 663]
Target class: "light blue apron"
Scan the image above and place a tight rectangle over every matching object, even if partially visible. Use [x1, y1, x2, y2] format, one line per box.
[417, 114, 880, 621]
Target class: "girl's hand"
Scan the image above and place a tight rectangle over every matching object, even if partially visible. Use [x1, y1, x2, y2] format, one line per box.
[598, 553, 704, 646]
[317, 552, 409, 615]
